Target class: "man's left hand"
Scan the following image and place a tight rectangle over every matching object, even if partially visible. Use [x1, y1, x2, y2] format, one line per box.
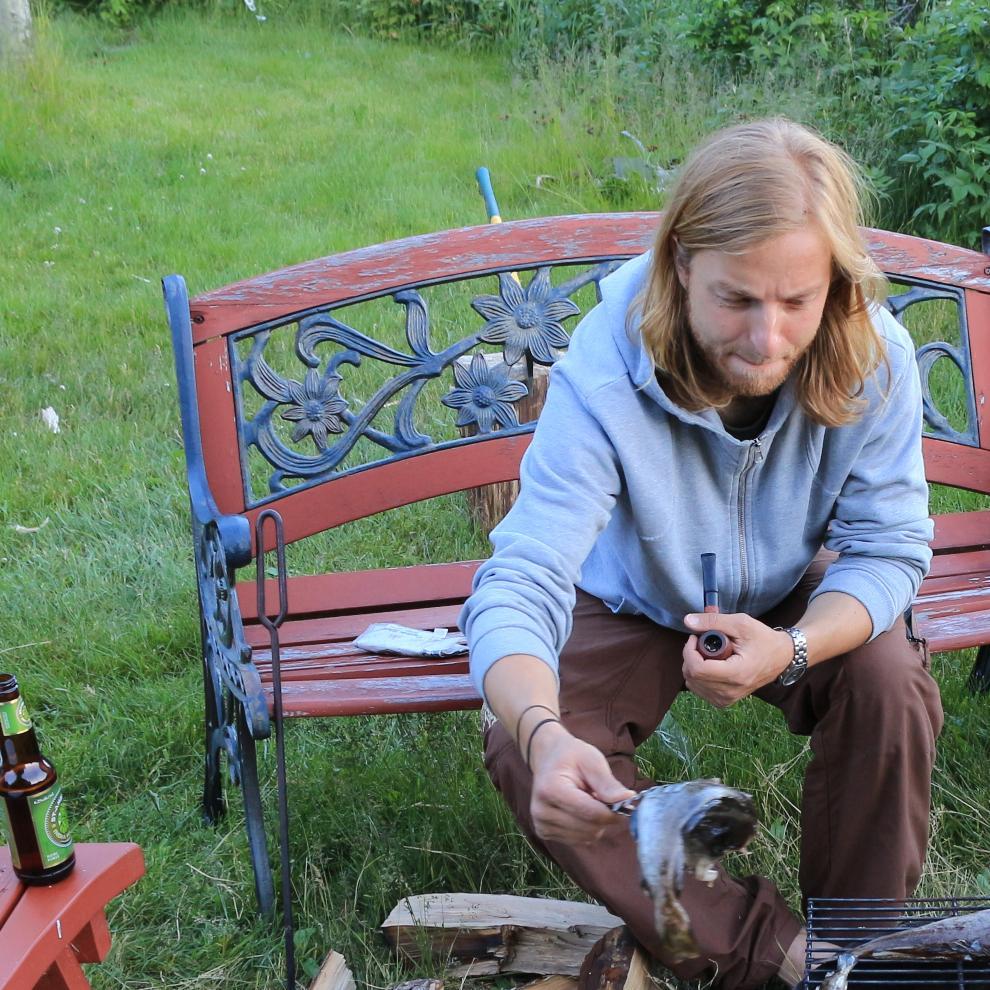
[682, 612, 794, 707]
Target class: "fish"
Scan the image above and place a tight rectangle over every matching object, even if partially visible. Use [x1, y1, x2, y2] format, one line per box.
[820, 907, 990, 990]
[622, 779, 758, 963]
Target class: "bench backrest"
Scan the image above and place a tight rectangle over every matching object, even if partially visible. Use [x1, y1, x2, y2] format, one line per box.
[164, 214, 990, 559]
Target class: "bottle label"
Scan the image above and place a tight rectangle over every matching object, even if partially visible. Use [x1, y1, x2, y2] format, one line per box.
[32, 784, 73, 866]
[0, 697, 32, 736]
[1, 783, 74, 870]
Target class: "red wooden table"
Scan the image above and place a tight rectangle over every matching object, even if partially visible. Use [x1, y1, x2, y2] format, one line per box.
[0, 843, 144, 990]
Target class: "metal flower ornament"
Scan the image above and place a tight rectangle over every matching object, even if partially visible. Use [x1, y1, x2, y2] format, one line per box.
[472, 268, 579, 366]
[279, 368, 349, 450]
[441, 353, 529, 433]
[231, 259, 623, 497]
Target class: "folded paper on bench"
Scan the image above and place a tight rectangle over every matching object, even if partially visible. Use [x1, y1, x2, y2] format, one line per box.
[354, 623, 468, 658]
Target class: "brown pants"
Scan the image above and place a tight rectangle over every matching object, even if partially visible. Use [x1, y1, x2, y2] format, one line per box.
[483, 557, 944, 989]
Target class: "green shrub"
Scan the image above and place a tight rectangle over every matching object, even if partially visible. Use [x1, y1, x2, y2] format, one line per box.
[327, 0, 517, 45]
[679, 0, 898, 76]
[885, 0, 990, 245]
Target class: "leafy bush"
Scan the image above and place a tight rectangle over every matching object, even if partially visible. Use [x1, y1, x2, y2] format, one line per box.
[885, 0, 990, 244]
[326, 0, 517, 45]
[679, 0, 898, 76]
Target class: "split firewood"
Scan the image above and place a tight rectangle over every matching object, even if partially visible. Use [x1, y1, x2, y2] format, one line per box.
[577, 928, 653, 990]
[381, 893, 623, 977]
[309, 950, 356, 990]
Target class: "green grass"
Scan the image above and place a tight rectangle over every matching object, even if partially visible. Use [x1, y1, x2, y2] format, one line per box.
[1, 10, 988, 990]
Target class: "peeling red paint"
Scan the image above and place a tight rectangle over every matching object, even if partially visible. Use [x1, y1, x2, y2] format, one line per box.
[184, 217, 990, 344]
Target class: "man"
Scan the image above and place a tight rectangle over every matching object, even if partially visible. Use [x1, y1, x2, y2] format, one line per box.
[460, 118, 943, 989]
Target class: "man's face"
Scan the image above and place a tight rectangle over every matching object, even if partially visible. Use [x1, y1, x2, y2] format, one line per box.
[677, 226, 833, 398]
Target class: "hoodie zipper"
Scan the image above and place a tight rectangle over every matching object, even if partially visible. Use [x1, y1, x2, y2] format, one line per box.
[736, 437, 764, 611]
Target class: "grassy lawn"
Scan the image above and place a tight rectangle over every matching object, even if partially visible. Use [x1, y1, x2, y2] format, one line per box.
[1, 11, 988, 989]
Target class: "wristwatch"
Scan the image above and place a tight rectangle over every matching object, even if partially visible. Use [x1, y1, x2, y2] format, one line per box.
[775, 626, 809, 685]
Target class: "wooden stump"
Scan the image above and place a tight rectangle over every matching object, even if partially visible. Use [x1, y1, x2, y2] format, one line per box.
[456, 354, 551, 535]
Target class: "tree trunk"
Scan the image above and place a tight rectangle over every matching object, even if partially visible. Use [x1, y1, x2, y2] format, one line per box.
[456, 354, 551, 536]
[0, 0, 31, 59]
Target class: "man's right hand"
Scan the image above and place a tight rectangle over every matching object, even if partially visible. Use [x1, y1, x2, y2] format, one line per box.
[527, 723, 637, 845]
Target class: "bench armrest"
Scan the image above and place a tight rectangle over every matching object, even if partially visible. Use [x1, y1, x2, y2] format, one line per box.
[164, 274, 268, 739]
[162, 273, 251, 569]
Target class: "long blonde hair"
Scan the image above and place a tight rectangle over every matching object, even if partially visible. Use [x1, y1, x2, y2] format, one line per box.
[634, 118, 887, 426]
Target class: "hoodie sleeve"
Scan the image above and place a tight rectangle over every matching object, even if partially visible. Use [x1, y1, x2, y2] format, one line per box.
[810, 315, 933, 637]
[460, 361, 622, 701]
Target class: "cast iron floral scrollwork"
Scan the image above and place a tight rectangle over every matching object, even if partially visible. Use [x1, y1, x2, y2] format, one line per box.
[914, 340, 975, 443]
[279, 368, 349, 450]
[232, 261, 623, 504]
[441, 353, 529, 432]
[196, 520, 270, 745]
[883, 281, 976, 444]
[473, 267, 580, 366]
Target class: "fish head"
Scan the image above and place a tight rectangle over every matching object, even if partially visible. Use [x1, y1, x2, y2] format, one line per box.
[682, 790, 758, 860]
[627, 780, 760, 960]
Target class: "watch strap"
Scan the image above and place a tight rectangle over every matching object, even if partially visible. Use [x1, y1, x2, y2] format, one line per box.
[775, 626, 809, 685]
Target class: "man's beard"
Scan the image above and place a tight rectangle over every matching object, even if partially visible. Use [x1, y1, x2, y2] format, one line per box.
[687, 322, 806, 398]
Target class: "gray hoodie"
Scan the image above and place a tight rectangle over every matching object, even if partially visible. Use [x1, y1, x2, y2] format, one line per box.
[461, 251, 933, 699]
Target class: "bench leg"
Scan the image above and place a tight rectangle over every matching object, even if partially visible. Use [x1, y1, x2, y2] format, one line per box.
[237, 706, 275, 916]
[37, 949, 91, 990]
[968, 644, 990, 694]
[70, 912, 112, 964]
[201, 619, 227, 826]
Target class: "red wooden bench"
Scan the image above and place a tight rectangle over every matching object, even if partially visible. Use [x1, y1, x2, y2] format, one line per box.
[163, 214, 990, 914]
[0, 843, 144, 989]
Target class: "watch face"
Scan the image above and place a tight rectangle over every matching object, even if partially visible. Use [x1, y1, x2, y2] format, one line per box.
[779, 664, 804, 686]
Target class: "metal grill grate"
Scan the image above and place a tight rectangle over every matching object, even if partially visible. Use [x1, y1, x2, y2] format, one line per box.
[805, 897, 990, 988]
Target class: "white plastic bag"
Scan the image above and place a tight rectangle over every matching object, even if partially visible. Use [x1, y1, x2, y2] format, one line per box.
[353, 623, 468, 658]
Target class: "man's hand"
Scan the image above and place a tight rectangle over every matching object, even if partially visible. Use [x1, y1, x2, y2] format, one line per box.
[527, 721, 636, 845]
[682, 612, 794, 707]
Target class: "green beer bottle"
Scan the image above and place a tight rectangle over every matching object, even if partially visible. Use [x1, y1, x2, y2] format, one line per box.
[0, 673, 75, 884]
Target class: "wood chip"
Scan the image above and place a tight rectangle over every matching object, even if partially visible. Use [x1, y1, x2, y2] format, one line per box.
[10, 517, 50, 534]
[309, 950, 356, 990]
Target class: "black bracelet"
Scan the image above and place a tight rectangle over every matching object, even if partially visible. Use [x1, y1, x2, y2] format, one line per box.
[524, 716, 561, 770]
[514, 703, 558, 750]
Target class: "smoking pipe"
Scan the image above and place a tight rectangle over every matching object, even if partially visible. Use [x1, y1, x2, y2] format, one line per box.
[698, 553, 733, 660]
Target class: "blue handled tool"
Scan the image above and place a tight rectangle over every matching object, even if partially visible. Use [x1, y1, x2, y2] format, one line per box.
[476, 166, 520, 285]
[475, 166, 503, 223]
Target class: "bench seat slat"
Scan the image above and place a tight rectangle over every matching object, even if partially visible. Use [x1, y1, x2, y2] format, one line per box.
[931, 510, 990, 554]
[915, 590, 990, 619]
[237, 562, 480, 622]
[926, 548, 990, 580]
[914, 614, 990, 653]
[244, 602, 464, 648]
[254, 652, 469, 683]
[921, 571, 990, 596]
[272, 674, 480, 717]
